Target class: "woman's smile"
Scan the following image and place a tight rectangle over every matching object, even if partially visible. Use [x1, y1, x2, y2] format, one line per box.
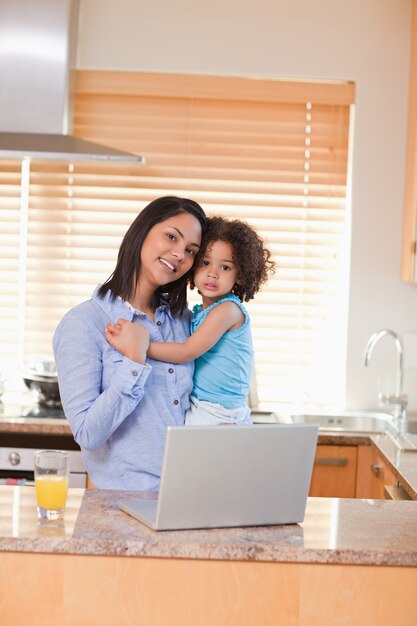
[159, 257, 177, 273]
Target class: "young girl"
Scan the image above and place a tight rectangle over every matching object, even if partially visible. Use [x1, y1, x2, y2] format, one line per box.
[106, 216, 275, 426]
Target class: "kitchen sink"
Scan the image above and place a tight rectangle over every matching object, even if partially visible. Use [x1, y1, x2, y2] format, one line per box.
[290, 410, 397, 434]
[251, 410, 280, 423]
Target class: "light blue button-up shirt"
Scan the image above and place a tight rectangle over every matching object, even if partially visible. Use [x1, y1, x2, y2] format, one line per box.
[53, 287, 193, 490]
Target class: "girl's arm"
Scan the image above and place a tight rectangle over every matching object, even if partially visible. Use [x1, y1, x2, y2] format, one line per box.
[148, 301, 244, 363]
[105, 318, 149, 363]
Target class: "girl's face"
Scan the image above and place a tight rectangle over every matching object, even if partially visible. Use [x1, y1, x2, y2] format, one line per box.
[193, 240, 238, 305]
[139, 212, 202, 291]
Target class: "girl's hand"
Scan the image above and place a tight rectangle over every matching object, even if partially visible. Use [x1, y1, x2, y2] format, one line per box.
[105, 318, 150, 364]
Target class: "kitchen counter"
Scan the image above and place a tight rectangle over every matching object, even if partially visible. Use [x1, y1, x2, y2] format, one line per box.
[0, 415, 72, 435]
[1, 485, 417, 625]
[2, 408, 417, 624]
[1, 486, 416, 567]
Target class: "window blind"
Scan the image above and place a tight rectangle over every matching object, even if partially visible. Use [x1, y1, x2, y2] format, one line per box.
[0, 160, 22, 372]
[0, 71, 354, 409]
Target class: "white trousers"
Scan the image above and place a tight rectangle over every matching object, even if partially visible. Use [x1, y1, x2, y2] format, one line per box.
[185, 395, 252, 426]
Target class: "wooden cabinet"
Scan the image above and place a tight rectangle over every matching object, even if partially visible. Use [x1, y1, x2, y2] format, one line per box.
[309, 445, 358, 497]
[310, 442, 412, 499]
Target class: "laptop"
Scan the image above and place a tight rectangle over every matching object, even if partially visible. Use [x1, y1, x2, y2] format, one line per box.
[119, 423, 318, 531]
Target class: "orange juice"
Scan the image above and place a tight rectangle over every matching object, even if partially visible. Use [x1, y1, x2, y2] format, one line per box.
[35, 475, 69, 510]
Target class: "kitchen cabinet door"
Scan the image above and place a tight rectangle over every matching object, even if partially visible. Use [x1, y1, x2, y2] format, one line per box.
[309, 445, 357, 498]
[356, 445, 387, 498]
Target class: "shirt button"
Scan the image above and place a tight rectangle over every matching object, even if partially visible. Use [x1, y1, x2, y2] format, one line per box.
[132, 370, 138, 377]
[156, 321, 161, 326]
[173, 399, 179, 405]
[168, 368, 174, 374]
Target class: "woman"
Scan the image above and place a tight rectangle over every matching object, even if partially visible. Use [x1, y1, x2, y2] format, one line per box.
[53, 196, 206, 490]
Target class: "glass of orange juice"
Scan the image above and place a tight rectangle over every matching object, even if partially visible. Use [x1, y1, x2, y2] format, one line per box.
[34, 450, 70, 520]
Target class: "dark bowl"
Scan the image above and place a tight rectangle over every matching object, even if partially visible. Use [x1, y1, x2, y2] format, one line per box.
[23, 375, 61, 405]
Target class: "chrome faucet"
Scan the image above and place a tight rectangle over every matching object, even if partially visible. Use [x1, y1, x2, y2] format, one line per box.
[364, 329, 408, 431]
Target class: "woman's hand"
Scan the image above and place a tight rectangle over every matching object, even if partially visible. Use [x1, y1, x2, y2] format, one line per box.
[105, 318, 150, 364]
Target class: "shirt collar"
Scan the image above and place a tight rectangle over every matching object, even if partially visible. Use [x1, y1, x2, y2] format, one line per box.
[91, 286, 174, 322]
[122, 298, 144, 316]
[123, 296, 174, 321]
[91, 286, 134, 322]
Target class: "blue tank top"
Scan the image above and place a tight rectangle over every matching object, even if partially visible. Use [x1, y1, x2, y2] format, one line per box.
[191, 294, 254, 408]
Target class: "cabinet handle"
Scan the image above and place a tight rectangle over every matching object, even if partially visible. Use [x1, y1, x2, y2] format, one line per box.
[371, 463, 385, 478]
[315, 457, 348, 466]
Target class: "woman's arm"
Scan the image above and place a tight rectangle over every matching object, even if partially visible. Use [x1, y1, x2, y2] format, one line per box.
[53, 313, 151, 451]
[148, 301, 244, 363]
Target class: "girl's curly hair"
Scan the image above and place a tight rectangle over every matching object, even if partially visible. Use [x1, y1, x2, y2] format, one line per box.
[191, 216, 276, 302]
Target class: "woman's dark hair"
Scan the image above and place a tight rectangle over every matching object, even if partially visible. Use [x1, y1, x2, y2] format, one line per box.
[98, 196, 206, 314]
[192, 216, 276, 302]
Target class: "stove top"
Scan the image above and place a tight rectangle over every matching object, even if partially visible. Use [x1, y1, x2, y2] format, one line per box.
[21, 404, 65, 419]
[0, 398, 66, 420]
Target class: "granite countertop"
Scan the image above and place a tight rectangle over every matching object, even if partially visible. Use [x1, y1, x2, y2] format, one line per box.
[1, 486, 417, 567]
[0, 416, 72, 436]
[2, 406, 417, 567]
[0, 419, 376, 440]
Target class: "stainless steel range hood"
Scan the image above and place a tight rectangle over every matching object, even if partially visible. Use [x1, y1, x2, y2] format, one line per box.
[0, 0, 143, 163]
[0, 132, 143, 162]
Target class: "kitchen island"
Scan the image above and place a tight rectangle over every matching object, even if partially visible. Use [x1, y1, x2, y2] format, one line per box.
[1, 481, 417, 625]
[2, 409, 417, 624]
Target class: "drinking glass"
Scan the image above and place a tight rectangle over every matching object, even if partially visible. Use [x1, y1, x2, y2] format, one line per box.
[34, 450, 70, 520]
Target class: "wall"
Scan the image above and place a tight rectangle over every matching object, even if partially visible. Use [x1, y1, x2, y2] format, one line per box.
[76, 0, 417, 412]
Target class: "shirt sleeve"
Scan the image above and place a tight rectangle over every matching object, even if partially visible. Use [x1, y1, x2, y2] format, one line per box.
[53, 311, 151, 451]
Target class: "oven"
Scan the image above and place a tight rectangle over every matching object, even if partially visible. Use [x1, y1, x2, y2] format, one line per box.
[0, 400, 87, 487]
[0, 445, 86, 487]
